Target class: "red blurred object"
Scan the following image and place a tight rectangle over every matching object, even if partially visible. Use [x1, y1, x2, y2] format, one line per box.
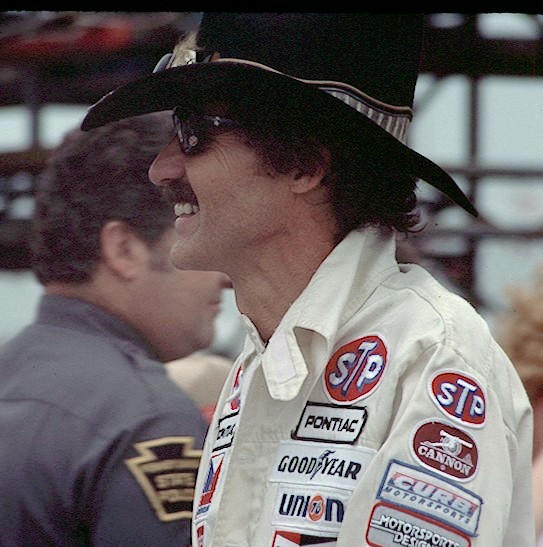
[0, 22, 133, 61]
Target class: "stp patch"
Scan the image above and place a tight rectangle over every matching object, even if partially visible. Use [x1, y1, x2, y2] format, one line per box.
[410, 419, 479, 482]
[323, 334, 388, 404]
[428, 370, 486, 428]
[124, 436, 202, 521]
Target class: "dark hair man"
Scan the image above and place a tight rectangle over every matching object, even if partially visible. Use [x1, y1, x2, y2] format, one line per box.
[0, 112, 231, 546]
[81, 14, 534, 547]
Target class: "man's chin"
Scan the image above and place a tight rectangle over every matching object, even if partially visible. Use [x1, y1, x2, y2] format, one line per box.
[170, 244, 207, 272]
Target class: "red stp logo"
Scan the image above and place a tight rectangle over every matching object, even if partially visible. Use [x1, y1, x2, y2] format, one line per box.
[428, 370, 486, 428]
[324, 335, 388, 404]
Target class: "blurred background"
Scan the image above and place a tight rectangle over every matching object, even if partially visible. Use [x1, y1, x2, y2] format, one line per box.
[1, 12, 542, 357]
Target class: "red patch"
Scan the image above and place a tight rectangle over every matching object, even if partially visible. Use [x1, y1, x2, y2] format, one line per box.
[324, 335, 388, 404]
[428, 370, 486, 428]
[229, 364, 243, 411]
[272, 530, 301, 546]
[411, 419, 479, 481]
[196, 523, 205, 547]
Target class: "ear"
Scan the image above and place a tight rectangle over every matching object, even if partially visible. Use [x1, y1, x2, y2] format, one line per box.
[100, 220, 149, 281]
[288, 148, 331, 195]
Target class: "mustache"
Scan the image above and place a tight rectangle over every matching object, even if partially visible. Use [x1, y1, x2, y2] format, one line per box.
[160, 180, 198, 204]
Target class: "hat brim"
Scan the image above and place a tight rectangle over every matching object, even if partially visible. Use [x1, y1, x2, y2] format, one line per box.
[81, 61, 477, 217]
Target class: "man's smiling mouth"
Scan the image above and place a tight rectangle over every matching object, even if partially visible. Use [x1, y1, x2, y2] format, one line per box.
[174, 202, 200, 216]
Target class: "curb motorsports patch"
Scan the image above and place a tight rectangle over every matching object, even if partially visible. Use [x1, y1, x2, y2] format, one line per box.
[125, 436, 203, 521]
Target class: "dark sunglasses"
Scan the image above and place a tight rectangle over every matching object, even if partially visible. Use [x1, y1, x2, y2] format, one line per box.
[172, 107, 241, 155]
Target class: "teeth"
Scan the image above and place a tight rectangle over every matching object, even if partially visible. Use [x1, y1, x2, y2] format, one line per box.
[174, 202, 199, 216]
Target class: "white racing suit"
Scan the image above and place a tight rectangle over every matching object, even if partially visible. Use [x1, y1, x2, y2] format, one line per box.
[192, 227, 535, 547]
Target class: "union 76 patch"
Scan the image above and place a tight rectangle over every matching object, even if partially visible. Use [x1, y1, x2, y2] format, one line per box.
[324, 334, 388, 404]
[125, 436, 202, 521]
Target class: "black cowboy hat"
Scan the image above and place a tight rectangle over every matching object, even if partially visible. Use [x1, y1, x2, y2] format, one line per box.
[81, 13, 478, 217]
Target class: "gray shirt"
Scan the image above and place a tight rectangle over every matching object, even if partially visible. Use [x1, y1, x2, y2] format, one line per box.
[0, 294, 207, 546]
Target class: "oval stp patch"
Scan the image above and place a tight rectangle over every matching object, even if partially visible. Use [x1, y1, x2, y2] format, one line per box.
[324, 335, 388, 404]
[428, 370, 486, 428]
[411, 419, 479, 482]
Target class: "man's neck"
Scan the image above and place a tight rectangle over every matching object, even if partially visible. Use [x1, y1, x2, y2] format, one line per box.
[231, 233, 337, 343]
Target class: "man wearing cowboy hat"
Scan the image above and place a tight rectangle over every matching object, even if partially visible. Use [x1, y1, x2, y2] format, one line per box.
[82, 13, 534, 546]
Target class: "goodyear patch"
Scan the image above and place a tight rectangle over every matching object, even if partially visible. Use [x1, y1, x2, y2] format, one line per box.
[269, 440, 375, 491]
[376, 459, 482, 536]
[273, 484, 350, 536]
[323, 334, 388, 405]
[366, 502, 471, 546]
[428, 370, 486, 428]
[410, 419, 479, 482]
[272, 529, 337, 546]
[292, 402, 368, 444]
[124, 436, 202, 521]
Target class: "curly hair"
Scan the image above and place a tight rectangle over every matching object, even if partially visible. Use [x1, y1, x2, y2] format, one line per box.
[225, 99, 420, 244]
[31, 112, 174, 284]
[496, 262, 543, 405]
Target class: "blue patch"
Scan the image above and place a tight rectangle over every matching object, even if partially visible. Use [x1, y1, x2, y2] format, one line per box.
[376, 459, 482, 536]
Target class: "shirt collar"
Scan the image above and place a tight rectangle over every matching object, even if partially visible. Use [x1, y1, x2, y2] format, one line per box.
[259, 227, 398, 401]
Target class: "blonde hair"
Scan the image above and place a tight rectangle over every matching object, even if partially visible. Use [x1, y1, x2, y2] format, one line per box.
[169, 31, 199, 67]
[496, 263, 543, 404]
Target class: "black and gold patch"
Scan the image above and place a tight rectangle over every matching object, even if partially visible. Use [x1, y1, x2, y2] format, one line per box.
[125, 436, 203, 521]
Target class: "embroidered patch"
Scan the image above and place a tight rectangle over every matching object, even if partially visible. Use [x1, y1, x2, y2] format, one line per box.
[195, 522, 205, 547]
[273, 484, 351, 536]
[366, 502, 471, 546]
[292, 402, 368, 444]
[376, 459, 482, 536]
[124, 436, 202, 522]
[428, 370, 486, 428]
[410, 419, 479, 482]
[272, 529, 337, 546]
[269, 440, 375, 491]
[323, 334, 388, 404]
[211, 410, 238, 452]
[228, 363, 243, 412]
[194, 451, 225, 521]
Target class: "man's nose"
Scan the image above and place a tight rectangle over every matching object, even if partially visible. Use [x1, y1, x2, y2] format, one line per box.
[148, 138, 185, 187]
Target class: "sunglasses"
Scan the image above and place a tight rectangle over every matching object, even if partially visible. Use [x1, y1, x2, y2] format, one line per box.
[172, 107, 241, 155]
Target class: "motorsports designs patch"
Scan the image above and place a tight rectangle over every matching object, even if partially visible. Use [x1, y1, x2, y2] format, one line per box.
[428, 370, 486, 428]
[410, 419, 479, 482]
[367, 502, 471, 547]
[324, 334, 388, 404]
[124, 436, 202, 521]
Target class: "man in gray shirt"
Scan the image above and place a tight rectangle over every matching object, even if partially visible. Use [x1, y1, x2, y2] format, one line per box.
[0, 112, 231, 546]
